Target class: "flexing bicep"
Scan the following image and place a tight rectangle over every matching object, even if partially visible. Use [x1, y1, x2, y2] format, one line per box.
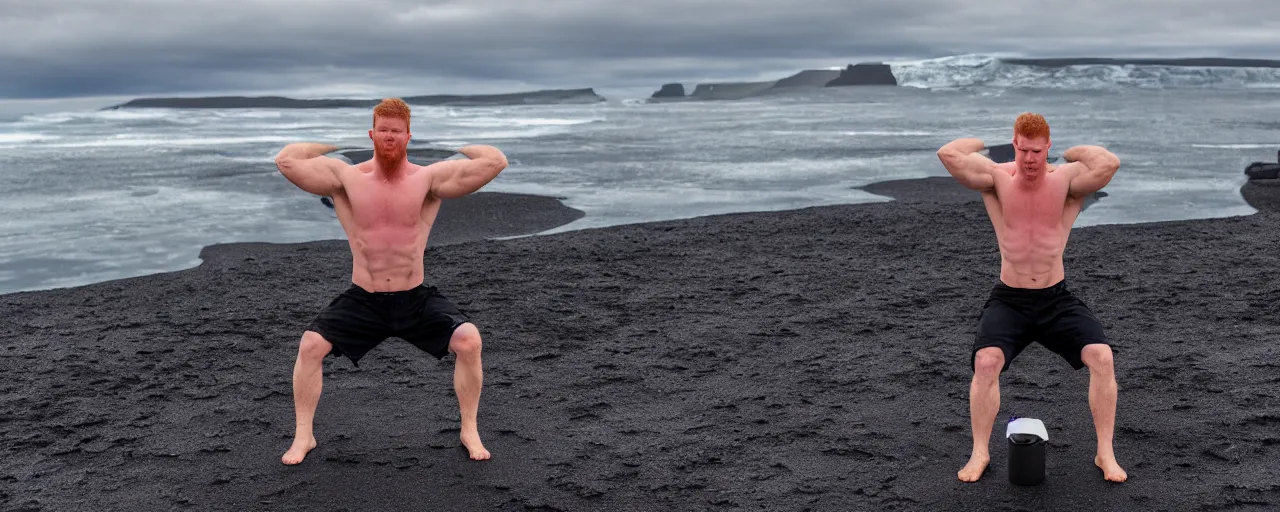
[1062, 157, 1120, 198]
[275, 155, 345, 196]
[428, 155, 507, 200]
[938, 150, 996, 191]
[1061, 145, 1120, 198]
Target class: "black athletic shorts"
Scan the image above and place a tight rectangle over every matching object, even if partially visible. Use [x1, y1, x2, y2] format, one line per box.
[306, 283, 470, 366]
[972, 279, 1110, 372]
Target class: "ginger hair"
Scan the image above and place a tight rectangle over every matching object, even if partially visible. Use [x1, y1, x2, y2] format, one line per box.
[373, 98, 411, 129]
[1014, 112, 1049, 140]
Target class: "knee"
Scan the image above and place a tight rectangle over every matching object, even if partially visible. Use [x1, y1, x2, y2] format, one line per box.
[450, 324, 482, 359]
[1082, 344, 1114, 374]
[298, 331, 332, 362]
[973, 348, 1005, 379]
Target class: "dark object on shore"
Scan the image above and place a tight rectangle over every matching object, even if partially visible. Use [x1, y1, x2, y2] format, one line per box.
[1244, 150, 1280, 180]
[1241, 150, 1280, 213]
[1247, 163, 1280, 180]
[825, 63, 898, 87]
[1008, 433, 1046, 486]
[1006, 418, 1048, 486]
[985, 143, 1060, 164]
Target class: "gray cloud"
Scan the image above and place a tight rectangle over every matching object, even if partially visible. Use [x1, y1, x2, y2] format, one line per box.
[2, 0, 1278, 99]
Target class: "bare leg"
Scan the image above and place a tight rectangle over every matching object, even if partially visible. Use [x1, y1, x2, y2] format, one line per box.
[450, 323, 489, 460]
[1082, 344, 1126, 482]
[960, 347, 1005, 482]
[282, 331, 330, 465]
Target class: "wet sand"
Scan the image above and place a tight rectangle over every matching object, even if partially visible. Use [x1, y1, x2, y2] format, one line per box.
[3, 178, 1279, 511]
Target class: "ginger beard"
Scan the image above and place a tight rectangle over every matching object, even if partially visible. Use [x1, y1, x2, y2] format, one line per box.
[374, 137, 406, 170]
[370, 116, 410, 172]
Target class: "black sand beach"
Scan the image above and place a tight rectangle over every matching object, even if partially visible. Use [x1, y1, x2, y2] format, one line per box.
[3, 179, 1279, 511]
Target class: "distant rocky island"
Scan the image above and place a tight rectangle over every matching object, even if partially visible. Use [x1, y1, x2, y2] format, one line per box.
[649, 63, 897, 101]
[99, 56, 1280, 110]
[105, 88, 606, 109]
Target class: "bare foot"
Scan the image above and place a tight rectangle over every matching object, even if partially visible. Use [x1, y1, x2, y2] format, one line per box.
[461, 430, 490, 461]
[281, 436, 317, 465]
[1095, 454, 1127, 482]
[958, 452, 990, 482]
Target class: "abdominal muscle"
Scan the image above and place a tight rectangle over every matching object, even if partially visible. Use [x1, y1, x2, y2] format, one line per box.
[995, 226, 1068, 288]
[329, 166, 439, 293]
[983, 168, 1078, 289]
[347, 225, 430, 292]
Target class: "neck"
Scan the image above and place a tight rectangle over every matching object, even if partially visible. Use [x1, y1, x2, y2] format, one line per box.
[374, 155, 406, 179]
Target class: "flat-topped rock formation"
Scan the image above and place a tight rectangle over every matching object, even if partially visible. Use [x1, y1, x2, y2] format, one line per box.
[649, 63, 898, 101]
[825, 63, 897, 86]
[689, 81, 777, 100]
[773, 69, 842, 88]
[650, 83, 686, 99]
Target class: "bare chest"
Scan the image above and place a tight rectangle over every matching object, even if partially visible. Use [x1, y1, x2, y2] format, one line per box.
[995, 176, 1070, 232]
[344, 179, 430, 230]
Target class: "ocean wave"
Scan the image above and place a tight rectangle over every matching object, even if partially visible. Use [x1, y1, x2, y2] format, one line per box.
[0, 133, 59, 145]
[841, 130, 935, 136]
[34, 135, 297, 148]
[1189, 143, 1279, 149]
[887, 54, 1280, 90]
[450, 116, 603, 128]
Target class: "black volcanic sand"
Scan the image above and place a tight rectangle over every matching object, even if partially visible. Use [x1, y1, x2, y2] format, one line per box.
[429, 192, 585, 246]
[1242, 179, 1280, 213]
[3, 178, 1280, 511]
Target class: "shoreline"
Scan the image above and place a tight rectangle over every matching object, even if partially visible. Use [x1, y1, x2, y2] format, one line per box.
[0, 191, 586, 297]
[4, 175, 1274, 298]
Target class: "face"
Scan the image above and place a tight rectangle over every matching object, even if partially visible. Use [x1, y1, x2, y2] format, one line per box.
[369, 116, 410, 160]
[1012, 134, 1050, 179]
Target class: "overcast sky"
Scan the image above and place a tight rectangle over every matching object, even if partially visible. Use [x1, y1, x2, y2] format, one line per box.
[3, 0, 1279, 101]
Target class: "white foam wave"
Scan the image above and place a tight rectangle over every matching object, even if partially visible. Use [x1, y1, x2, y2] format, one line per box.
[888, 53, 1280, 91]
[37, 135, 297, 148]
[450, 116, 602, 128]
[0, 133, 58, 144]
[20, 109, 181, 124]
[423, 127, 575, 140]
[841, 130, 934, 136]
[1189, 143, 1278, 149]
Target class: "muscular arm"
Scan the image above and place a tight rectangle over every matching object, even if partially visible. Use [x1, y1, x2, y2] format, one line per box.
[1058, 145, 1120, 198]
[937, 138, 997, 191]
[274, 143, 345, 196]
[428, 145, 509, 200]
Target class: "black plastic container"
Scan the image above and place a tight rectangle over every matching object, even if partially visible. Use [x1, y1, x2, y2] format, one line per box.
[1008, 433, 1046, 485]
